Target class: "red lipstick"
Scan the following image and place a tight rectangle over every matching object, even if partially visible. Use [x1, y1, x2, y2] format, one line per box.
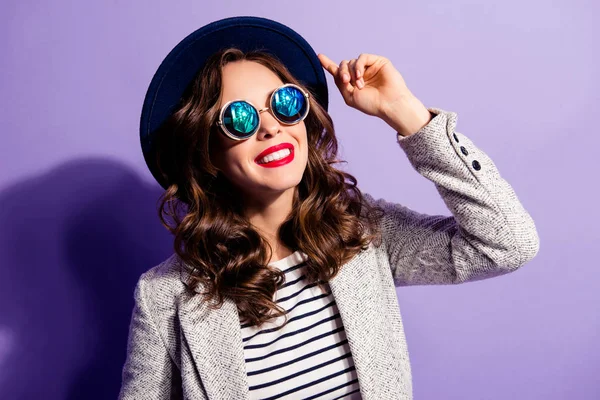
[254, 142, 294, 168]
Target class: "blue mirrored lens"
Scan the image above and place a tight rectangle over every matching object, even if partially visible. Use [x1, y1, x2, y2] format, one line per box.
[223, 101, 259, 137]
[271, 86, 308, 123]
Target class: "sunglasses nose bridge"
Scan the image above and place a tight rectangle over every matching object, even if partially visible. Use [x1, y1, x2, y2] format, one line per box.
[257, 106, 282, 136]
[258, 107, 277, 121]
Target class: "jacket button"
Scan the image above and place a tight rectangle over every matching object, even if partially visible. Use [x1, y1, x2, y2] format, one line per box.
[472, 160, 481, 170]
[460, 146, 468, 156]
[453, 133, 459, 142]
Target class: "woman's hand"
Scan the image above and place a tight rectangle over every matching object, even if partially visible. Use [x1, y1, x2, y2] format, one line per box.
[318, 53, 433, 137]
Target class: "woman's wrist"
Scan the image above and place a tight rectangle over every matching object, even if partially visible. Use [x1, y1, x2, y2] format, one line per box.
[380, 95, 433, 137]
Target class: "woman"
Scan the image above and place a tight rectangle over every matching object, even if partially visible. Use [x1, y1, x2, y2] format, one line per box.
[119, 16, 539, 400]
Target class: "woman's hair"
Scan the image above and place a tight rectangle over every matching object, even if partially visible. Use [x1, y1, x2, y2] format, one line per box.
[153, 47, 385, 328]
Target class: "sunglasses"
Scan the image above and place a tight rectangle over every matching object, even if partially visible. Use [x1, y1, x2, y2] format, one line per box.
[216, 83, 310, 141]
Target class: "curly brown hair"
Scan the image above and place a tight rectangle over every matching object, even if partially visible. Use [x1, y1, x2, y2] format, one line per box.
[152, 47, 385, 329]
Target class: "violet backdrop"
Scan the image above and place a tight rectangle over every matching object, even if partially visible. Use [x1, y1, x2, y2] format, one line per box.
[0, 0, 598, 399]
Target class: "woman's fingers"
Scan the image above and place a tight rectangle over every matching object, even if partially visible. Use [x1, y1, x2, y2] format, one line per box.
[348, 59, 359, 87]
[317, 54, 338, 78]
[355, 53, 374, 86]
[318, 53, 359, 103]
[318, 54, 348, 85]
[338, 60, 355, 99]
[319, 53, 366, 87]
[355, 53, 376, 79]
[339, 59, 350, 83]
[320, 53, 380, 82]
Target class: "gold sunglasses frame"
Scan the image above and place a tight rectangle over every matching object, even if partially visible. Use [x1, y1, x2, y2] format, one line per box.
[215, 83, 311, 141]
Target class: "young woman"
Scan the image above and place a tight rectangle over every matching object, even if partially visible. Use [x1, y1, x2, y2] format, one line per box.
[119, 16, 539, 400]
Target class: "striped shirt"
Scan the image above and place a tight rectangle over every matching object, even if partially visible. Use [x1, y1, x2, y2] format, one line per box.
[240, 250, 363, 400]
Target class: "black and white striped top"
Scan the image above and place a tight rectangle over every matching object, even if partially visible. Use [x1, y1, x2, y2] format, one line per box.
[240, 250, 363, 400]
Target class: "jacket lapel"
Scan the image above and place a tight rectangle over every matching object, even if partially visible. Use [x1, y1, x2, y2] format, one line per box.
[176, 245, 385, 400]
[178, 286, 251, 400]
[327, 245, 383, 399]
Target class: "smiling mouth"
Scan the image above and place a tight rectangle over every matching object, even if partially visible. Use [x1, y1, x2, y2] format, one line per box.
[255, 148, 294, 167]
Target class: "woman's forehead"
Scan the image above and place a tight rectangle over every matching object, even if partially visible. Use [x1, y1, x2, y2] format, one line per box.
[219, 60, 284, 106]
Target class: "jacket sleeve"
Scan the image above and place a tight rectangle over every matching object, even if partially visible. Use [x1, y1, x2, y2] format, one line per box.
[364, 107, 540, 286]
[119, 272, 179, 399]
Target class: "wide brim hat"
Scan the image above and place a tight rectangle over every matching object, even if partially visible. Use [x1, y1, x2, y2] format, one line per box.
[140, 15, 329, 190]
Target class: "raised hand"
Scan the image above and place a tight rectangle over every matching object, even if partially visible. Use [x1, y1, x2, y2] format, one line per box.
[318, 53, 432, 137]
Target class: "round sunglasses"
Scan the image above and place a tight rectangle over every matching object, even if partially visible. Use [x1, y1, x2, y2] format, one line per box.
[216, 83, 310, 141]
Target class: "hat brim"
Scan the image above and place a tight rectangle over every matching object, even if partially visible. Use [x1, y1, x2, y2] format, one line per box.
[140, 16, 329, 190]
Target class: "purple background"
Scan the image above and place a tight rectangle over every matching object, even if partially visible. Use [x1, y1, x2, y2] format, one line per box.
[1, 1, 598, 399]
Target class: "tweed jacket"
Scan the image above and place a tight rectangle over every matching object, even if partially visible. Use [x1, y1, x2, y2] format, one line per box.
[118, 108, 540, 400]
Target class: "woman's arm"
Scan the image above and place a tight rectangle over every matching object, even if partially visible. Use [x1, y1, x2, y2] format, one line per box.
[366, 108, 540, 286]
[119, 273, 179, 399]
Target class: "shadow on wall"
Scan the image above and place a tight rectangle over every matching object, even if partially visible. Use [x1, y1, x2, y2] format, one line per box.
[0, 158, 173, 400]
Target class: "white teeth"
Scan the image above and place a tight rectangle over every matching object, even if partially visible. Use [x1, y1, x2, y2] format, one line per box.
[258, 148, 291, 164]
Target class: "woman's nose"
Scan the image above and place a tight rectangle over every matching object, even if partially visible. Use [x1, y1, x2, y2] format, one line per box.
[257, 108, 281, 138]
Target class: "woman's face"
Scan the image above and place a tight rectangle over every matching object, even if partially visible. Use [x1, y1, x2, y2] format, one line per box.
[211, 60, 309, 206]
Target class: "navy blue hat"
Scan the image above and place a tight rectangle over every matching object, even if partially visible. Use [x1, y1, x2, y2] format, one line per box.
[140, 16, 329, 190]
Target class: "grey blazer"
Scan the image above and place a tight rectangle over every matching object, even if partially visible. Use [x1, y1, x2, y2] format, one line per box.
[119, 108, 540, 400]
